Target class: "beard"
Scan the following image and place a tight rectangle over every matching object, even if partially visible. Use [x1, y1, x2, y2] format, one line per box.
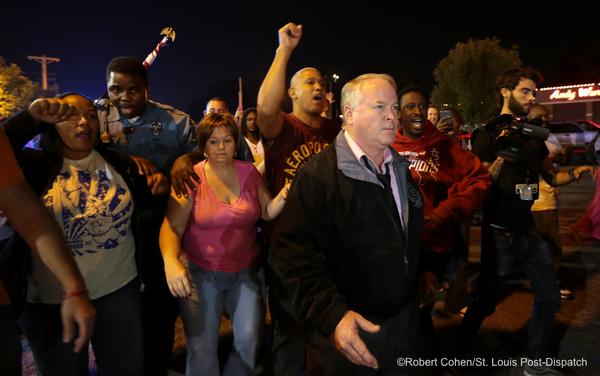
[507, 94, 528, 117]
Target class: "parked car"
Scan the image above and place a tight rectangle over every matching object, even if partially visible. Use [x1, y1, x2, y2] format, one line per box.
[547, 121, 599, 162]
[575, 119, 600, 131]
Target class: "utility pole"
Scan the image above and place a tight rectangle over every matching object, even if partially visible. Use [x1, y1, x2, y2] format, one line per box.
[27, 55, 60, 92]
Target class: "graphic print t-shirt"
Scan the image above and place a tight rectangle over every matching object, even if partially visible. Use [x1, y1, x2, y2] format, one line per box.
[265, 113, 340, 195]
[28, 150, 137, 303]
[263, 113, 340, 243]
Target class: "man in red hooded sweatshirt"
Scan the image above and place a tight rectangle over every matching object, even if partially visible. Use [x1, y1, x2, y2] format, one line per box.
[391, 86, 491, 353]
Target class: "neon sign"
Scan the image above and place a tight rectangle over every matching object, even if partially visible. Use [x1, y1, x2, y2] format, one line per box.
[578, 86, 600, 98]
[541, 84, 600, 102]
[549, 89, 577, 101]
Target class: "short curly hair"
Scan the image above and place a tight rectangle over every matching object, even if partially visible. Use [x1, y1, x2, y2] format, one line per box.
[495, 67, 543, 93]
[106, 56, 148, 85]
[195, 113, 239, 154]
[495, 67, 542, 109]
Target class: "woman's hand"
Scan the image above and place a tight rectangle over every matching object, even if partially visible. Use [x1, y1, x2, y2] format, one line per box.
[164, 257, 192, 298]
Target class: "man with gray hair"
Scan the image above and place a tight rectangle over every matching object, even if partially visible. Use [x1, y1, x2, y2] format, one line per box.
[274, 73, 432, 375]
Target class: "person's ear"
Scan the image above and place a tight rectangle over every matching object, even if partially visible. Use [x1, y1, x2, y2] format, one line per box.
[288, 87, 296, 101]
[343, 105, 353, 125]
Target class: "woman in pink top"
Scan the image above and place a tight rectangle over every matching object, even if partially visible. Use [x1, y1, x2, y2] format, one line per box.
[160, 113, 289, 376]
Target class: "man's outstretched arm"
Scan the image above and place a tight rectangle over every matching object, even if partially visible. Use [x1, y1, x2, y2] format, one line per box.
[257, 22, 302, 139]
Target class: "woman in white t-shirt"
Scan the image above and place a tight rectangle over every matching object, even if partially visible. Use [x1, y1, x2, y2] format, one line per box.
[7, 93, 168, 375]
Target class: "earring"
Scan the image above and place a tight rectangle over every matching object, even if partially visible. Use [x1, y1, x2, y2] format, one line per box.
[203, 152, 207, 158]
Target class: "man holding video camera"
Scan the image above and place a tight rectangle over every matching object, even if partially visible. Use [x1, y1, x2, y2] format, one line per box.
[458, 67, 594, 367]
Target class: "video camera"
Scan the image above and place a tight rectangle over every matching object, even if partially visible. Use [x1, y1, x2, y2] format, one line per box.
[493, 118, 549, 162]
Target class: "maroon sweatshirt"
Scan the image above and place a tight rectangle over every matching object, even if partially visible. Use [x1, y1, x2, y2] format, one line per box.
[392, 121, 491, 253]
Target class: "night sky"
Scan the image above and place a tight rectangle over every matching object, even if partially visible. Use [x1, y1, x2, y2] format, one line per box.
[3, 1, 598, 121]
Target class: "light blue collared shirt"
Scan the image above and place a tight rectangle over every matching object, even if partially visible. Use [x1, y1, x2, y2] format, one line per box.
[343, 130, 403, 222]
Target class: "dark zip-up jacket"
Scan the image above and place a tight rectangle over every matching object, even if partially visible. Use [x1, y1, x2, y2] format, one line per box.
[274, 130, 423, 337]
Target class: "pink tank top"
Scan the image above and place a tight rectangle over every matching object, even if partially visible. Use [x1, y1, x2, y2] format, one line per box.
[182, 160, 263, 272]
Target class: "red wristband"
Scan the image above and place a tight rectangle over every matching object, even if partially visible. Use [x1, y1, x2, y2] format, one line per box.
[63, 289, 89, 299]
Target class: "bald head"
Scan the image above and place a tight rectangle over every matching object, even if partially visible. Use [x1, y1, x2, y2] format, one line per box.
[204, 98, 229, 116]
[290, 67, 321, 89]
[287, 67, 326, 117]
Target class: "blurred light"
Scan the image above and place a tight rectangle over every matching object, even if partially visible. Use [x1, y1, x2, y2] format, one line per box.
[538, 83, 598, 91]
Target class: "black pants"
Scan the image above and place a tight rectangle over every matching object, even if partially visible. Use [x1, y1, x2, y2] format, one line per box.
[138, 208, 179, 376]
[305, 297, 433, 376]
[418, 251, 451, 358]
[0, 304, 21, 376]
[458, 225, 561, 358]
[265, 248, 305, 376]
[0, 237, 22, 376]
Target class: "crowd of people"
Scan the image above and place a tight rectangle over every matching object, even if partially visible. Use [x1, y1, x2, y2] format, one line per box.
[0, 22, 597, 376]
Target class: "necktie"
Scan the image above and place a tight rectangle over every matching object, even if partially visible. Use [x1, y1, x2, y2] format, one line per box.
[361, 157, 402, 230]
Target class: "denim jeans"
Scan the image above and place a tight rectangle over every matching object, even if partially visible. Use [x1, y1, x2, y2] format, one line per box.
[179, 262, 264, 376]
[532, 209, 563, 273]
[459, 225, 561, 357]
[20, 278, 144, 376]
